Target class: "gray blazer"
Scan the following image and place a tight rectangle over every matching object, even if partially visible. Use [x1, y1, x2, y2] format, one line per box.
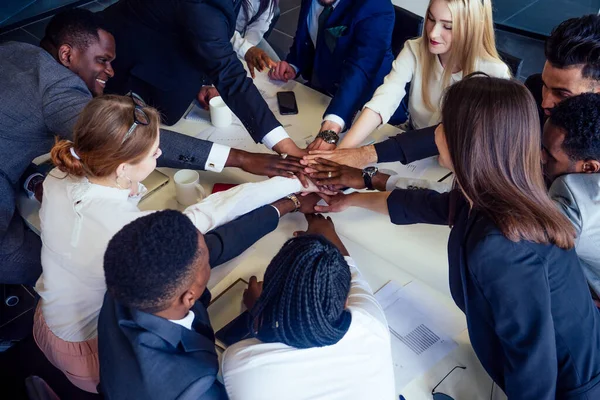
[0, 41, 214, 253]
[550, 173, 600, 295]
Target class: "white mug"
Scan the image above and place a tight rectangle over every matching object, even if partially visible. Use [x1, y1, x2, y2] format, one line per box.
[209, 96, 232, 128]
[173, 170, 206, 206]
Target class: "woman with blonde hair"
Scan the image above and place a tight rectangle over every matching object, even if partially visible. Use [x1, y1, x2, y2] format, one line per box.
[33, 93, 316, 393]
[336, 0, 510, 148]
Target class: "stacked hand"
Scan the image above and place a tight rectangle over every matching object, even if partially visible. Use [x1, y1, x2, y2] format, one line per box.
[303, 158, 366, 190]
[245, 47, 277, 79]
[302, 146, 376, 169]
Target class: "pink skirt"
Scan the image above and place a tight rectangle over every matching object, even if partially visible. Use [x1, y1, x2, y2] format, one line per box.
[32, 304, 99, 393]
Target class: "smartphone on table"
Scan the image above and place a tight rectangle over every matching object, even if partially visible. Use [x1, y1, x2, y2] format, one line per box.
[277, 91, 298, 115]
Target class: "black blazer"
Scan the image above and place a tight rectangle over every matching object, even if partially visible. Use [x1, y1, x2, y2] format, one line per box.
[387, 189, 600, 399]
[372, 75, 546, 165]
[101, 0, 281, 139]
[98, 205, 280, 399]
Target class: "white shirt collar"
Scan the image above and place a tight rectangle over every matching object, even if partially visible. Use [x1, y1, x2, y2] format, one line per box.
[169, 310, 196, 331]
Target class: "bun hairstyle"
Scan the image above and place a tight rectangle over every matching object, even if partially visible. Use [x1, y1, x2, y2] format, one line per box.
[51, 95, 160, 178]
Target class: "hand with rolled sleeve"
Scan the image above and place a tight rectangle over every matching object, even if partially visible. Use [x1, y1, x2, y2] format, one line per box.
[245, 47, 276, 79]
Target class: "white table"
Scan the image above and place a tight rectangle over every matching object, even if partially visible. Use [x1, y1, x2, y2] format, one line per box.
[17, 70, 504, 399]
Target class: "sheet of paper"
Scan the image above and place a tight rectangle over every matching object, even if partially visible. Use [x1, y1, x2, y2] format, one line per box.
[377, 156, 441, 180]
[375, 281, 464, 391]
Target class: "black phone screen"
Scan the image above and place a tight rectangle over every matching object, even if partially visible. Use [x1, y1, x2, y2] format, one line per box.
[277, 91, 299, 115]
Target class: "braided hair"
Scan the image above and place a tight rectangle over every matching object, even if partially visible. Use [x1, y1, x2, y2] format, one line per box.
[251, 235, 352, 349]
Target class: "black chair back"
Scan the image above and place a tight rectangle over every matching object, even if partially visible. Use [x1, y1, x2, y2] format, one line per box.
[498, 49, 523, 78]
[392, 6, 424, 57]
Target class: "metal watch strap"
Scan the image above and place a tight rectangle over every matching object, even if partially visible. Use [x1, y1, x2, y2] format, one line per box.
[317, 129, 339, 144]
[286, 194, 301, 212]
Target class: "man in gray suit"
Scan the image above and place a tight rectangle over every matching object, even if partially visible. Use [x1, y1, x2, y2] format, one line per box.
[0, 9, 306, 285]
[543, 93, 600, 299]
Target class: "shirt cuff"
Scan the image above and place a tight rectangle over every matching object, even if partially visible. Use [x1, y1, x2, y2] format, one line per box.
[261, 126, 290, 149]
[239, 40, 255, 58]
[269, 204, 281, 218]
[204, 143, 231, 172]
[323, 114, 346, 132]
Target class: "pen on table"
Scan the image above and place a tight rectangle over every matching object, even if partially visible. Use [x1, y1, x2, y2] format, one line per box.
[399, 395, 406, 400]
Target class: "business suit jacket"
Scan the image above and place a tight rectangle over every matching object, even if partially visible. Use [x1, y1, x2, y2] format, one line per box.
[0, 41, 216, 284]
[387, 188, 600, 399]
[286, 0, 394, 127]
[98, 205, 280, 400]
[372, 75, 546, 165]
[100, 0, 281, 139]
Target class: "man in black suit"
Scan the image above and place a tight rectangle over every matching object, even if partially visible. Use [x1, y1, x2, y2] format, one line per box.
[100, 0, 304, 157]
[98, 194, 316, 398]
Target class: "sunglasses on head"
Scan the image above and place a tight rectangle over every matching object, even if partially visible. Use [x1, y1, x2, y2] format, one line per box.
[122, 92, 150, 144]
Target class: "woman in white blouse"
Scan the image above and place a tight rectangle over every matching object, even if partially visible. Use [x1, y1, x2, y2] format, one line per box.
[221, 214, 395, 400]
[338, 0, 510, 148]
[33, 93, 313, 393]
[233, 0, 279, 78]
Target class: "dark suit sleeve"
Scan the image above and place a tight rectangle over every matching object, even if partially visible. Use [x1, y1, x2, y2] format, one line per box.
[42, 75, 91, 139]
[204, 205, 279, 267]
[387, 188, 452, 226]
[156, 129, 214, 171]
[325, 10, 395, 126]
[373, 125, 438, 164]
[176, 2, 281, 143]
[468, 235, 557, 399]
[179, 376, 227, 400]
[285, 1, 307, 76]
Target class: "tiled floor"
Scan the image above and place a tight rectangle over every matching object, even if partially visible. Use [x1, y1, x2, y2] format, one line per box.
[495, 0, 600, 36]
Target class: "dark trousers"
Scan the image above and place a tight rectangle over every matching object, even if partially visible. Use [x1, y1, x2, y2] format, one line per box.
[0, 214, 42, 285]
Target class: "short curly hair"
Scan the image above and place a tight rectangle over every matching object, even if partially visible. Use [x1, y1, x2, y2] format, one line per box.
[549, 93, 600, 161]
[545, 15, 600, 82]
[43, 8, 109, 50]
[104, 210, 202, 314]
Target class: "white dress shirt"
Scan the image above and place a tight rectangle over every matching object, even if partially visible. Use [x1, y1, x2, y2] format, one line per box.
[36, 171, 304, 342]
[232, 0, 275, 58]
[364, 38, 511, 130]
[221, 257, 396, 400]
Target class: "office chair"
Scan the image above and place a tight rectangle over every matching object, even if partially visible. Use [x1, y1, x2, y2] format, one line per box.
[392, 6, 424, 57]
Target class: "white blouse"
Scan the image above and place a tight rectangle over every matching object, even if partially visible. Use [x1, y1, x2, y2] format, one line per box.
[364, 38, 511, 130]
[232, 0, 275, 58]
[221, 257, 396, 400]
[36, 171, 303, 342]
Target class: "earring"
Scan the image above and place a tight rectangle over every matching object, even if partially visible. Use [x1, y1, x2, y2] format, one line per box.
[115, 175, 132, 190]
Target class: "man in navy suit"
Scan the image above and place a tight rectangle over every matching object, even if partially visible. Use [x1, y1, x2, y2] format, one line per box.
[269, 0, 395, 150]
[100, 0, 304, 157]
[98, 195, 311, 399]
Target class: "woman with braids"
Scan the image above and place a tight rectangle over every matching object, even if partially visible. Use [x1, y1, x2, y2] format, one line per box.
[221, 213, 395, 400]
[308, 76, 600, 399]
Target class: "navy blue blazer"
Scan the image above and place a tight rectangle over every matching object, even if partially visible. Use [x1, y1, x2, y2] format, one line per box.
[286, 0, 394, 127]
[387, 189, 600, 399]
[98, 205, 279, 399]
[101, 0, 280, 139]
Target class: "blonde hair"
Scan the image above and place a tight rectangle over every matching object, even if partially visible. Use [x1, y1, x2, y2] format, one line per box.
[51, 95, 161, 178]
[420, 0, 507, 111]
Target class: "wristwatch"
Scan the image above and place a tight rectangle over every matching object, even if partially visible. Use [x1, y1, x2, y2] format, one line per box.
[286, 194, 301, 212]
[362, 166, 379, 190]
[316, 130, 340, 145]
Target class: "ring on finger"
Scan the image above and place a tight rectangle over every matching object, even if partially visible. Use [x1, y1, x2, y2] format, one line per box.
[281, 153, 288, 159]
[328, 171, 332, 178]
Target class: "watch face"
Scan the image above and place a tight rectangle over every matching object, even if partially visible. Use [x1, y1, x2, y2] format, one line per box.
[364, 166, 378, 174]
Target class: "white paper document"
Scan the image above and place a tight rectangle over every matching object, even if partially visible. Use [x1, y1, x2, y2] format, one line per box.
[375, 281, 463, 391]
[377, 156, 441, 180]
